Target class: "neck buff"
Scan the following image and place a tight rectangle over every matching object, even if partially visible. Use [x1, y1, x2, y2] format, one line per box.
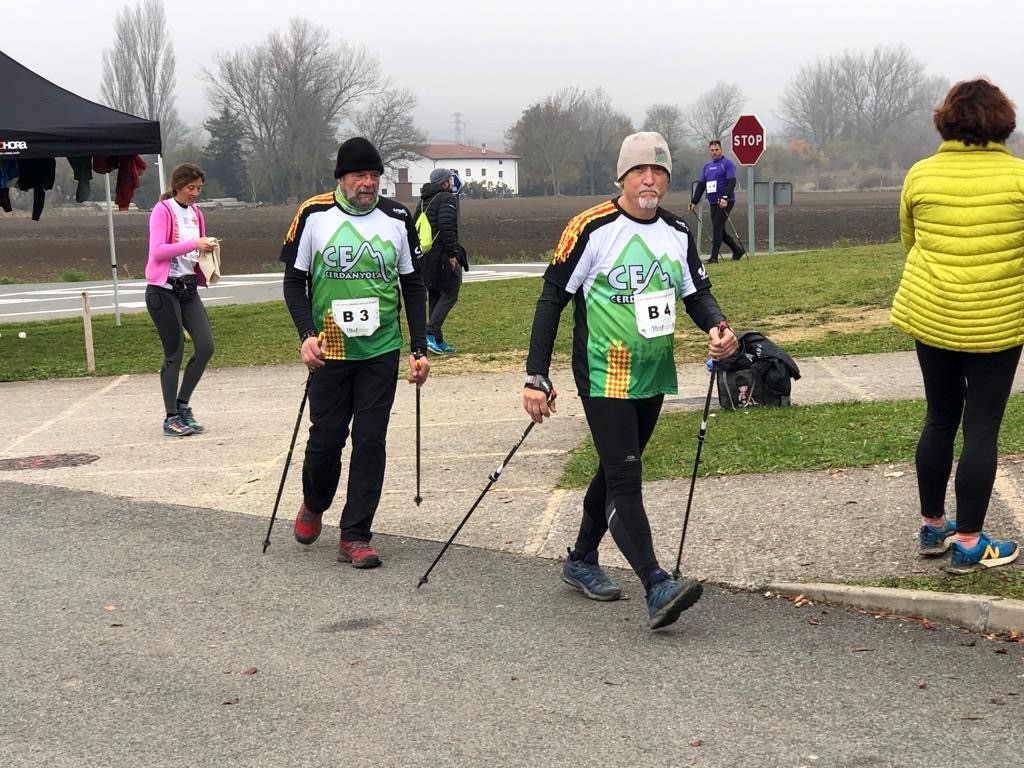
[335, 186, 378, 215]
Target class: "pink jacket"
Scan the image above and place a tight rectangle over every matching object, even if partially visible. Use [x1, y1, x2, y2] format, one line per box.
[145, 199, 208, 286]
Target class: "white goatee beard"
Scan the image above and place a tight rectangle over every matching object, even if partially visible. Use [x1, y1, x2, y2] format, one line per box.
[638, 195, 659, 210]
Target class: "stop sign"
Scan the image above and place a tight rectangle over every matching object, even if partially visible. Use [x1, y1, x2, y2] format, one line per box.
[731, 114, 766, 165]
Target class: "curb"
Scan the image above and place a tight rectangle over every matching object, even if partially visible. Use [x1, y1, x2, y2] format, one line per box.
[767, 581, 1024, 635]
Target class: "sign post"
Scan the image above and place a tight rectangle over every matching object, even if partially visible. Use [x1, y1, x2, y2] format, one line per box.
[730, 114, 767, 256]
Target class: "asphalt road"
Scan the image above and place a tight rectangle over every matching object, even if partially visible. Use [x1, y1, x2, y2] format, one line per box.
[2, 481, 1023, 768]
[0, 264, 547, 322]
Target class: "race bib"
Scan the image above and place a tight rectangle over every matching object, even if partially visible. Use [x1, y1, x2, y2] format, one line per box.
[706, 180, 718, 194]
[332, 298, 380, 337]
[634, 288, 676, 339]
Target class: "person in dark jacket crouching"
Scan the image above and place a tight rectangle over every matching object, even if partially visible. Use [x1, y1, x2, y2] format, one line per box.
[416, 167, 467, 354]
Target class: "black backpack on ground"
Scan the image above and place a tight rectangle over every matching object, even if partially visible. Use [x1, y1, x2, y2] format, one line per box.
[716, 331, 801, 410]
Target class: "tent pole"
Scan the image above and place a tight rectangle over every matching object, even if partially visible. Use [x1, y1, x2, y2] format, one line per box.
[156, 154, 167, 195]
[104, 173, 121, 327]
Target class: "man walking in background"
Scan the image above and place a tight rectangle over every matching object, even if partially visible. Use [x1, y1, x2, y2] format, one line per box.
[689, 139, 744, 263]
[416, 167, 467, 354]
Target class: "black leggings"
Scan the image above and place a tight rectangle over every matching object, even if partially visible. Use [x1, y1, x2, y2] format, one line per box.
[145, 285, 215, 415]
[576, 395, 665, 589]
[914, 340, 1022, 533]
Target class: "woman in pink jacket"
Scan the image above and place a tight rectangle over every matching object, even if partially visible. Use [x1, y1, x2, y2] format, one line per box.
[145, 163, 218, 437]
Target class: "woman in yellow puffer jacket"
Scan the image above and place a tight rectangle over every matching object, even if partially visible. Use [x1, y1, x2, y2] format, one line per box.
[892, 78, 1024, 574]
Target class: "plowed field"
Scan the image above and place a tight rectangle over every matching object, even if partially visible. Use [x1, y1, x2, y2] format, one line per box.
[0, 190, 899, 283]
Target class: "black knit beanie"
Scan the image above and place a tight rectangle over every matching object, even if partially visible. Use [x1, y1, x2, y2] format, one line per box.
[334, 137, 384, 178]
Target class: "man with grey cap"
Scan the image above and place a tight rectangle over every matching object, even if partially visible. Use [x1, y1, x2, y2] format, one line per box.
[415, 167, 467, 354]
[522, 131, 739, 630]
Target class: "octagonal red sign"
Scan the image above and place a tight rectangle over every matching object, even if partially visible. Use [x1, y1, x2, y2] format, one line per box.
[731, 114, 766, 165]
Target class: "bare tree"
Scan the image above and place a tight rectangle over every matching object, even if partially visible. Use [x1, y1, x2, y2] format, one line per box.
[351, 87, 427, 172]
[685, 82, 746, 145]
[100, 0, 184, 153]
[643, 103, 686, 152]
[778, 58, 843, 146]
[859, 45, 928, 142]
[505, 87, 586, 195]
[203, 17, 385, 201]
[781, 46, 930, 147]
[579, 89, 634, 194]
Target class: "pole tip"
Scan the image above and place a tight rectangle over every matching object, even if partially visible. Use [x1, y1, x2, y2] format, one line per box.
[262, 541, 270, 554]
[414, 495, 422, 506]
[416, 577, 427, 589]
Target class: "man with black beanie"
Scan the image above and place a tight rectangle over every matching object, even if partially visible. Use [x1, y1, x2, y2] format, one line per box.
[280, 136, 430, 568]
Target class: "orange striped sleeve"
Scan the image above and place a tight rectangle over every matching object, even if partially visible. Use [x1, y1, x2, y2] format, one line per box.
[552, 201, 617, 264]
[283, 192, 335, 245]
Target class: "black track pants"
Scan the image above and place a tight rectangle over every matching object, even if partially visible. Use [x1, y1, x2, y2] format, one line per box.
[575, 395, 664, 588]
[302, 350, 400, 541]
[426, 264, 462, 342]
[914, 340, 1022, 533]
[709, 200, 742, 260]
[145, 285, 214, 415]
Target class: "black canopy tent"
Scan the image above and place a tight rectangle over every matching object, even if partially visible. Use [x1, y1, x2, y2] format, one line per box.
[0, 50, 162, 323]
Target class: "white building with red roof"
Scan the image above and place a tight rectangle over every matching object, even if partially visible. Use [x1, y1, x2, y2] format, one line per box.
[384, 143, 521, 200]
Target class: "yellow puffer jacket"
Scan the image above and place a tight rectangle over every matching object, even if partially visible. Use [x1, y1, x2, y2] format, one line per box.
[891, 140, 1024, 351]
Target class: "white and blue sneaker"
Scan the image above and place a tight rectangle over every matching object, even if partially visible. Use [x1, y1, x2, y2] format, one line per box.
[945, 533, 1019, 574]
[919, 518, 956, 556]
[426, 335, 444, 354]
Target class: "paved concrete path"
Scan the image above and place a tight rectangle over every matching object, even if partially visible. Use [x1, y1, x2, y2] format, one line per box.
[2, 483, 1022, 768]
[2, 351, 1023, 593]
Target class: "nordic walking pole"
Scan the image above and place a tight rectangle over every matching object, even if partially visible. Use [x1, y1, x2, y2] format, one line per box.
[723, 206, 746, 254]
[414, 384, 423, 506]
[416, 405, 550, 588]
[672, 321, 728, 579]
[262, 372, 312, 553]
[263, 333, 324, 554]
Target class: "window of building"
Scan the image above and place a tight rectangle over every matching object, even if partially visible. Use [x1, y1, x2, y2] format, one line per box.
[465, 168, 471, 177]
[498, 160, 503, 165]
[498, 171, 504, 179]
[481, 168, 487, 177]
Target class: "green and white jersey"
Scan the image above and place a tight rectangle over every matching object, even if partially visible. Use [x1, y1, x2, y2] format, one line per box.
[546, 199, 710, 398]
[281, 192, 418, 360]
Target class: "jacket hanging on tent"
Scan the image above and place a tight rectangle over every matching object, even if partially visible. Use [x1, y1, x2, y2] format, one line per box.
[15, 158, 55, 220]
[93, 155, 147, 210]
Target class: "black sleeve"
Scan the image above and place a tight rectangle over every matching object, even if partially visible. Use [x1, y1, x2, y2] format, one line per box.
[406, 203, 424, 262]
[683, 288, 726, 333]
[436, 193, 459, 260]
[283, 264, 316, 340]
[723, 177, 736, 196]
[399, 270, 428, 353]
[525, 278, 573, 376]
[690, 181, 706, 206]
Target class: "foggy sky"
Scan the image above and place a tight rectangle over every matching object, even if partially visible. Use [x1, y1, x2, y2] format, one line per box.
[6, 0, 1024, 148]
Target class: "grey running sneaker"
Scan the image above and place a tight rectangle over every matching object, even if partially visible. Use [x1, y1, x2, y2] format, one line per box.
[177, 404, 204, 433]
[561, 549, 622, 601]
[163, 414, 194, 437]
[647, 576, 703, 629]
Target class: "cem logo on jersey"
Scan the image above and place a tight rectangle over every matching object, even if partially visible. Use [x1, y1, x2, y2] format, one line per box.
[607, 261, 673, 303]
[0, 139, 29, 156]
[321, 242, 390, 281]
